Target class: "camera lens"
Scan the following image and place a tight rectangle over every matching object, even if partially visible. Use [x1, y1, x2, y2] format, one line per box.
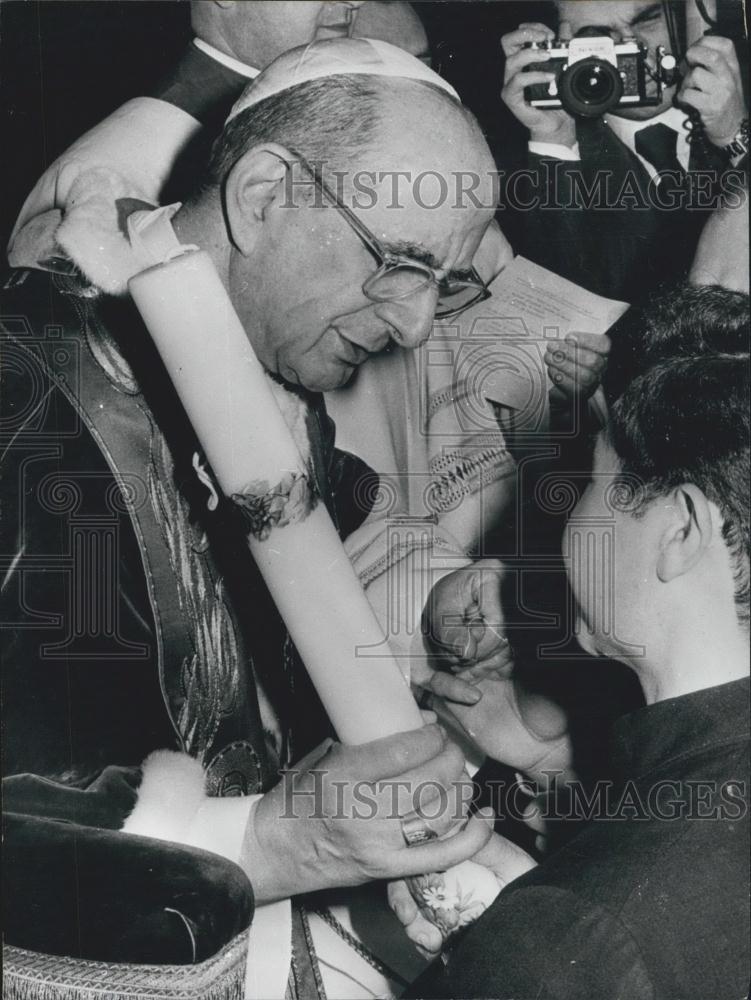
[559, 57, 624, 117]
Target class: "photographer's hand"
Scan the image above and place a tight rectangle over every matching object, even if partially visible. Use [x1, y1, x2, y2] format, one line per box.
[679, 35, 747, 149]
[501, 22, 577, 147]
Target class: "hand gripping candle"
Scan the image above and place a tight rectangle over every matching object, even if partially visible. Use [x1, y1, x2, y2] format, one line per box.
[128, 246, 502, 942]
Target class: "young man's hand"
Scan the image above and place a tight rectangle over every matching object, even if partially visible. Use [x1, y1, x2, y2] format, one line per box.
[387, 831, 537, 958]
[679, 35, 747, 149]
[546, 332, 611, 406]
[421, 558, 513, 682]
[501, 21, 577, 147]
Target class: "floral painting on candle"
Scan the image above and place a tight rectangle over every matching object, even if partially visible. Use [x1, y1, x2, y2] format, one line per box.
[232, 469, 318, 542]
[406, 862, 503, 943]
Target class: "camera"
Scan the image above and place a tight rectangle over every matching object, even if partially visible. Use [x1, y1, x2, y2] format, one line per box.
[523, 36, 676, 118]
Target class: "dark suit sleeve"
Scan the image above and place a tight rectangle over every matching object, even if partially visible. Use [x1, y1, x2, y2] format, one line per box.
[516, 151, 607, 289]
[513, 123, 713, 303]
[407, 882, 656, 1000]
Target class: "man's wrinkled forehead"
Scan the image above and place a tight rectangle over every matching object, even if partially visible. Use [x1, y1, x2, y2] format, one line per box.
[556, 0, 671, 32]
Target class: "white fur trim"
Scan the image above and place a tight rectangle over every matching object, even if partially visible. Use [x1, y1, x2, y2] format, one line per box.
[122, 750, 206, 843]
[122, 750, 260, 864]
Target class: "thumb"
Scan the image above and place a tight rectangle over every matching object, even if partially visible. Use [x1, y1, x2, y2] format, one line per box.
[290, 737, 336, 773]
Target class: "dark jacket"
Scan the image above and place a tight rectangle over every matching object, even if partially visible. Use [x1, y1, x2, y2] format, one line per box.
[410, 676, 750, 1000]
[0, 263, 371, 966]
[515, 118, 734, 304]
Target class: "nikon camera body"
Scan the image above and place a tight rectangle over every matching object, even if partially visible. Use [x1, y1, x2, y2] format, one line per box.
[523, 36, 675, 118]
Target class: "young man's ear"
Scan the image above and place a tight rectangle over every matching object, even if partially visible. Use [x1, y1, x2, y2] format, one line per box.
[657, 484, 715, 583]
[224, 144, 292, 256]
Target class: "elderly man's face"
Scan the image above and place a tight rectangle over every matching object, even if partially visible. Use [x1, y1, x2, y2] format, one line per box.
[229, 85, 498, 392]
[564, 434, 659, 660]
[354, 1, 429, 61]
[556, 1, 678, 119]
[218, 1, 427, 70]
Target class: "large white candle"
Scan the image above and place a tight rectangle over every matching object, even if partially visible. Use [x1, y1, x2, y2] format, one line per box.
[128, 249, 502, 947]
[129, 250, 423, 744]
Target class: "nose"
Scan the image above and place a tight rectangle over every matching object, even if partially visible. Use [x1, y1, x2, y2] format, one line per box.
[575, 24, 622, 42]
[377, 286, 439, 351]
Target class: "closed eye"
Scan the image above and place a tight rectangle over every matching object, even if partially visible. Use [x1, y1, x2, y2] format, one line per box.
[630, 4, 663, 28]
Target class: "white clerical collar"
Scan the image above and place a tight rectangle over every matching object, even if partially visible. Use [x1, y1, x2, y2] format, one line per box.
[193, 38, 260, 80]
[606, 104, 690, 149]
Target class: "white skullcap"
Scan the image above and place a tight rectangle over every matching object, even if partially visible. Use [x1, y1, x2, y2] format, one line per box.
[227, 37, 459, 122]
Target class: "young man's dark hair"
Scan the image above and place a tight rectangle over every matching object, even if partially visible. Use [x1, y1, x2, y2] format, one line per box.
[605, 283, 750, 623]
[404, 282, 750, 1000]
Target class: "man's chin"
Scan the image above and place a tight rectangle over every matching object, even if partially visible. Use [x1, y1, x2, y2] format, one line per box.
[279, 361, 359, 393]
[315, 363, 361, 393]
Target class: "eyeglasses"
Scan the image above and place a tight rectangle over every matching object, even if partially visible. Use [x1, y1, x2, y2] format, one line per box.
[278, 152, 492, 319]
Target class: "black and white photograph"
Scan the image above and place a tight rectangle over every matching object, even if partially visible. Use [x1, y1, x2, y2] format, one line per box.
[1, 2, 749, 998]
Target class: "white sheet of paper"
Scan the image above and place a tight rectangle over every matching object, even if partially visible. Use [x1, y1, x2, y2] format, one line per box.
[461, 256, 629, 427]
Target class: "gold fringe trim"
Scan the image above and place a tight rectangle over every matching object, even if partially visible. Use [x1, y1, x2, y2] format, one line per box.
[2, 930, 249, 1000]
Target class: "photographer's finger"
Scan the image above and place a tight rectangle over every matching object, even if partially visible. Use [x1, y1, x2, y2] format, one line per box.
[501, 23, 554, 57]
[503, 69, 555, 101]
[503, 49, 551, 86]
[684, 41, 730, 72]
[697, 33, 741, 74]
[557, 20, 573, 42]
[683, 66, 718, 95]
[517, 22, 556, 33]
[679, 88, 712, 115]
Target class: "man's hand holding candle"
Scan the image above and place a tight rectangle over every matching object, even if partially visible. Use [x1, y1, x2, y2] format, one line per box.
[240, 725, 495, 904]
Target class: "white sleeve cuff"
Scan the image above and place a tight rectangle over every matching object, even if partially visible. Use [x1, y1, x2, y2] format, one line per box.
[122, 749, 260, 865]
[529, 140, 581, 161]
